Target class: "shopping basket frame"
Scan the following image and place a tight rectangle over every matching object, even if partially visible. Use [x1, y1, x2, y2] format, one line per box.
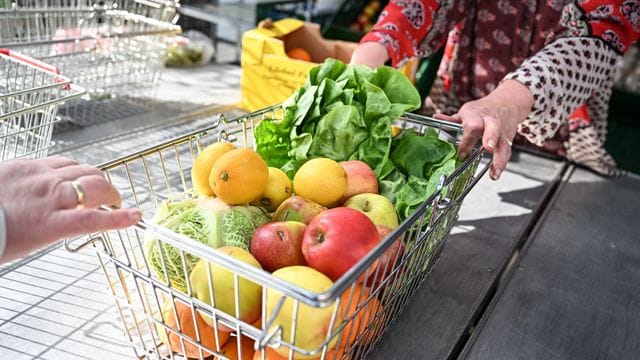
[0, 48, 85, 160]
[65, 104, 489, 359]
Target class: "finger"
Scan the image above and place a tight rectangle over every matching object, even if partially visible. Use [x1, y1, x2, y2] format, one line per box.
[45, 156, 80, 169]
[54, 164, 104, 181]
[456, 110, 484, 160]
[433, 113, 460, 123]
[481, 115, 501, 153]
[49, 208, 143, 238]
[56, 175, 122, 209]
[489, 137, 512, 181]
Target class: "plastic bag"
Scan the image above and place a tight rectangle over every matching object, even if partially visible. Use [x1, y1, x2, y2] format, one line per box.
[165, 30, 215, 68]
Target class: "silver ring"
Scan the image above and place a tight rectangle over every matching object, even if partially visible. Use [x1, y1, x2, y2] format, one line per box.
[71, 180, 86, 209]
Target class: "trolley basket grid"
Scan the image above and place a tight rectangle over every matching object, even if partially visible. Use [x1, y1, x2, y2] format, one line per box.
[66, 104, 488, 359]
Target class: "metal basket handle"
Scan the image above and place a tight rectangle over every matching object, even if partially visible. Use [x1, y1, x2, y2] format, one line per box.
[437, 158, 491, 211]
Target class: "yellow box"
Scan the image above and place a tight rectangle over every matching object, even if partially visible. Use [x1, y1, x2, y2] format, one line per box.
[240, 18, 357, 111]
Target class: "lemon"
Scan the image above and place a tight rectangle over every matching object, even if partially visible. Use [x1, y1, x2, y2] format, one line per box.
[293, 158, 347, 207]
[191, 142, 236, 196]
[252, 167, 292, 212]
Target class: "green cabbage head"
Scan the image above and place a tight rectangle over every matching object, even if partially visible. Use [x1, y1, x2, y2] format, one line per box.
[144, 197, 270, 292]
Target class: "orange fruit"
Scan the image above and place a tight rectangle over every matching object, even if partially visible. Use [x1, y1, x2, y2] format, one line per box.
[251, 167, 292, 212]
[218, 335, 255, 360]
[192, 142, 236, 196]
[157, 299, 230, 358]
[293, 158, 347, 207]
[287, 47, 312, 62]
[210, 148, 269, 205]
[252, 347, 289, 360]
[338, 285, 381, 348]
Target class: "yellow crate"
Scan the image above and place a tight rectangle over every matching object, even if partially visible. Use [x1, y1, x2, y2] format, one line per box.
[240, 18, 358, 111]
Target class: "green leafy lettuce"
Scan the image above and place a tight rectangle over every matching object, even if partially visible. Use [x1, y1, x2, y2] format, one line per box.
[255, 59, 421, 176]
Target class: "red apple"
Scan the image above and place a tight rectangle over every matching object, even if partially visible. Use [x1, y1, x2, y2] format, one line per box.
[251, 221, 307, 272]
[339, 160, 379, 204]
[301, 207, 381, 282]
[273, 196, 327, 224]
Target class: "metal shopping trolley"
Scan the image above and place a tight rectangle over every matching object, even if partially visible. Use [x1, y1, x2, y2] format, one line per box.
[65, 105, 489, 359]
[1, 0, 181, 126]
[0, 48, 84, 160]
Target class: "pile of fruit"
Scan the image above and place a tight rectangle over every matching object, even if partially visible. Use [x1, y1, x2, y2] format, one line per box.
[146, 59, 459, 359]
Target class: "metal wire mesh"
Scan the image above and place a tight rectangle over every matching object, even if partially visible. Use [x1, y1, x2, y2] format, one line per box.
[1, 0, 181, 125]
[72, 105, 486, 359]
[0, 49, 84, 160]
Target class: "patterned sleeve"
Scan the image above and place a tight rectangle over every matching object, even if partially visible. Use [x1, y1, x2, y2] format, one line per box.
[360, 0, 439, 67]
[504, 0, 640, 146]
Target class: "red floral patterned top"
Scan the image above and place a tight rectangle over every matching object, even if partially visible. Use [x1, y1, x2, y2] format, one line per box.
[361, 0, 640, 175]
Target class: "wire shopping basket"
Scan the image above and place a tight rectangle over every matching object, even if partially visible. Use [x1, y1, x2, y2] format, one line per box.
[0, 48, 84, 160]
[65, 105, 488, 359]
[1, 0, 181, 125]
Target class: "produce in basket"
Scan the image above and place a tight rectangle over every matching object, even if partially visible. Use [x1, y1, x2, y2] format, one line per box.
[156, 298, 230, 358]
[272, 196, 327, 225]
[254, 58, 421, 176]
[254, 59, 457, 222]
[265, 266, 341, 358]
[145, 198, 270, 292]
[191, 141, 236, 197]
[251, 167, 292, 212]
[250, 221, 307, 272]
[219, 334, 255, 360]
[210, 148, 269, 205]
[190, 247, 263, 328]
[301, 207, 381, 282]
[337, 285, 381, 348]
[292, 157, 347, 207]
[338, 160, 379, 204]
[344, 193, 399, 229]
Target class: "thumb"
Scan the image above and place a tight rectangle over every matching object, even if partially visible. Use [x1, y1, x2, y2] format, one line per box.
[50, 208, 142, 239]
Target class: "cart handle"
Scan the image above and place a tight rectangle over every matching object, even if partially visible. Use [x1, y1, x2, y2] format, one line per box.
[437, 157, 491, 211]
[0, 48, 61, 75]
[64, 235, 104, 253]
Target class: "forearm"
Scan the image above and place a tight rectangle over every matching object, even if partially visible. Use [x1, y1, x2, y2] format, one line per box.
[504, 37, 618, 145]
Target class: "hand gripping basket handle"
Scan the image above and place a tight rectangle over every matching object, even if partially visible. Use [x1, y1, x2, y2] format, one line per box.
[63, 205, 112, 253]
[0, 48, 61, 75]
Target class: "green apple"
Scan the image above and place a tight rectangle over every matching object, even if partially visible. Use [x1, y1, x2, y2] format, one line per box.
[265, 266, 340, 358]
[189, 246, 262, 328]
[344, 193, 399, 229]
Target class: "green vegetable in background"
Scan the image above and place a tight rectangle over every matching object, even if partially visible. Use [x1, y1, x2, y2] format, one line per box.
[144, 198, 270, 292]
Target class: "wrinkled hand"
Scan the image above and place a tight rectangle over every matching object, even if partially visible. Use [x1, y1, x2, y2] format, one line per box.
[0, 156, 142, 261]
[441, 80, 534, 180]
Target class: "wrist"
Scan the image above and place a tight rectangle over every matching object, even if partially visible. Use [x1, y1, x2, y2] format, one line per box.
[350, 41, 390, 68]
[492, 79, 534, 123]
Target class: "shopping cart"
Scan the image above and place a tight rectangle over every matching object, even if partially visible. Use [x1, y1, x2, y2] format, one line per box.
[0, 0, 181, 126]
[0, 48, 84, 161]
[65, 105, 488, 359]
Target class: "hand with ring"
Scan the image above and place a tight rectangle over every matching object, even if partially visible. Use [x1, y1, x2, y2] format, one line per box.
[437, 80, 534, 181]
[0, 156, 142, 262]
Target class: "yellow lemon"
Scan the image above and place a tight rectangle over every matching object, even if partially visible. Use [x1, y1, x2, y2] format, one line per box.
[191, 142, 236, 196]
[293, 158, 347, 207]
[252, 167, 292, 212]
